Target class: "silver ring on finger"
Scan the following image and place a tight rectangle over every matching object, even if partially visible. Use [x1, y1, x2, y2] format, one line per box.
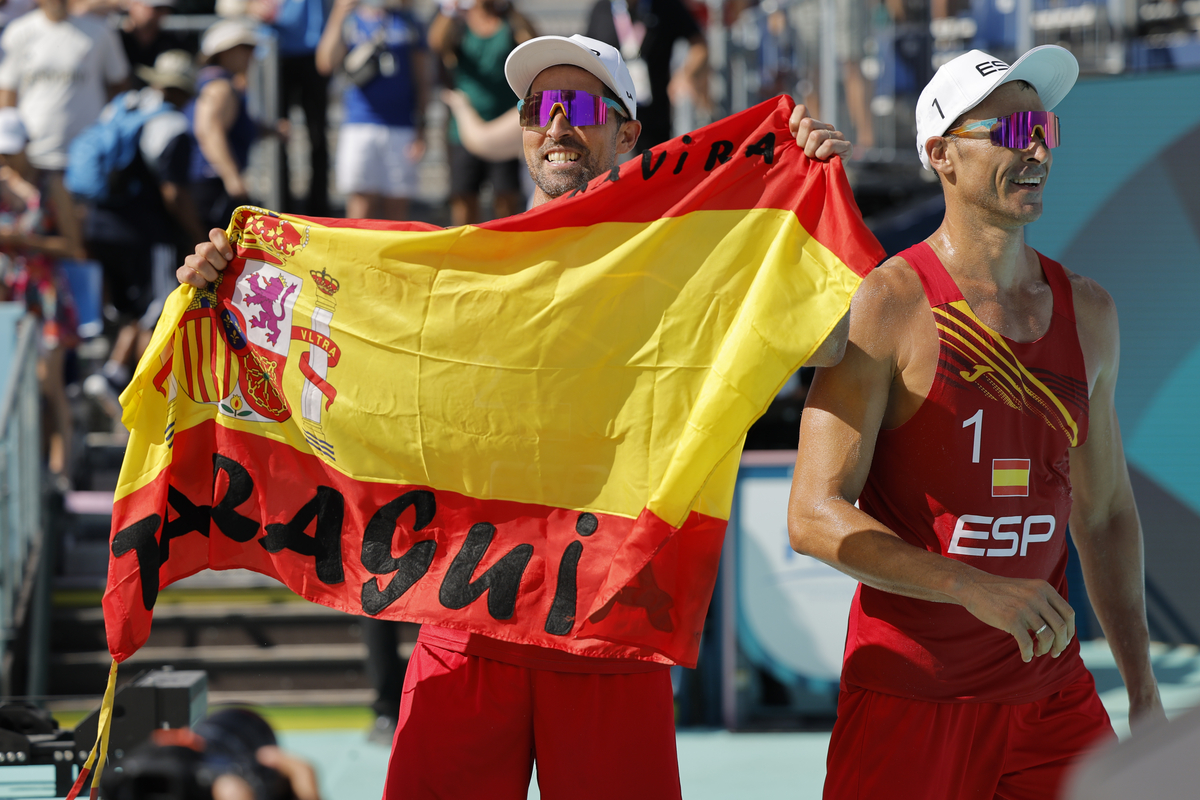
[1034, 623, 1049, 636]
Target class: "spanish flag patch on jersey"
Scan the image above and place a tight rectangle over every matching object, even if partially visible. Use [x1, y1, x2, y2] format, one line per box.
[992, 458, 1031, 497]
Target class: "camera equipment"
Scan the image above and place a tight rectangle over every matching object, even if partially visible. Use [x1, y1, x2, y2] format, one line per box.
[0, 669, 208, 796]
[74, 669, 208, 763]
[101, 707, 296, 800]
[0, 701, 77, 793]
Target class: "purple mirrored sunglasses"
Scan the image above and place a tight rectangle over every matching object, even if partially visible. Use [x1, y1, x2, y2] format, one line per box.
[517, 90, 628, 129]
[947, 111, 1061, 150]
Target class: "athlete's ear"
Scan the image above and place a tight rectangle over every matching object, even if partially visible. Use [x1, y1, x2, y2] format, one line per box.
[927, 136, 956, 185]
[616, 119, 641, 156]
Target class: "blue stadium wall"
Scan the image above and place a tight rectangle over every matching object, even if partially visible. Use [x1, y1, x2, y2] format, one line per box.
[1027, 69, 1200, 643]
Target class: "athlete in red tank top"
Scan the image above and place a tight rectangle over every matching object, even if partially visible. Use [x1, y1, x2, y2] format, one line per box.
[788, 47, 1164, 799]
[848, 241, 1089, 704]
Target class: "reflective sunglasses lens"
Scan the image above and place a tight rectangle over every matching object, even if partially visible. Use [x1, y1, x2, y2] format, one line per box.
[992, 112, 1059, 149]
[1038, 112, 1060, 148]
[517, 96, 538, 127]
[519, 90, 606, 128]
[519, 93, 561, 127]
[562, 94, 602, 127]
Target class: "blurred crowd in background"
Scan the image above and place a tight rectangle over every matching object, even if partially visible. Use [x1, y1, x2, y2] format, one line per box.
[0, 0, 1195, 496]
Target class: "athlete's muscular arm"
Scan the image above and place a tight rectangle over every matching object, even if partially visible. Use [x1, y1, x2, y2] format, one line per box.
[1066, 273, 1165, 729]
[788, 260, 1076, 663]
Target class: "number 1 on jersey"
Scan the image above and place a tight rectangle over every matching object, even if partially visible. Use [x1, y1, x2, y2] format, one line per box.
[963, 409, 983, 463]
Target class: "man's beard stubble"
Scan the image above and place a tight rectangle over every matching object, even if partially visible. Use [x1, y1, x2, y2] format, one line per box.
[527, 134, 612, 200]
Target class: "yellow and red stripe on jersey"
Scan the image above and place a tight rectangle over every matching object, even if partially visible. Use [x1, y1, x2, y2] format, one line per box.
[992, 458, 1032, 497]
[102, 96, 884, 671]
[933, 301, 1082, 446]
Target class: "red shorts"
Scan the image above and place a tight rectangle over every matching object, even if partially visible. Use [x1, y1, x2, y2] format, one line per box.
[824, 671, 1115, 800]
[382, 640, 682, 800]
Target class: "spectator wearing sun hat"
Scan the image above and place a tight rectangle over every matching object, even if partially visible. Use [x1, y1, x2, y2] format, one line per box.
[185, 17, 262, 233]
[132, 49, 205, 254]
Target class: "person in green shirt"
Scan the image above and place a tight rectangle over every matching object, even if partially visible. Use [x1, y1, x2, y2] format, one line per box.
[429, 0, 536, 225]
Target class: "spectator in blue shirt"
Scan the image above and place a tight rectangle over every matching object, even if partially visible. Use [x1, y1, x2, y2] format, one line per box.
[316, 0, 428, 221]
[186, 18, 261, 231]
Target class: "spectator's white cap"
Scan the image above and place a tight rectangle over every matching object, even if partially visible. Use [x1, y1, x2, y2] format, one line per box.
[505, 35, 638, 121]
[916, 45, 1078, 169]
[200, 18, 259, 59]
[136, 49, 197, 93]
[0, 108, 27, 156]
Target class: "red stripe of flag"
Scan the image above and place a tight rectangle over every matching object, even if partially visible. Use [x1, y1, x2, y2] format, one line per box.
[197, 319, 212, 403]
[181, 327, 195, 400]
[221, 332, 232, 397]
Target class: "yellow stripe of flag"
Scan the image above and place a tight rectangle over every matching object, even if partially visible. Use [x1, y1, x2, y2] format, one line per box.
[123, 208, 859, 526]
[993, 469, 1029, 486]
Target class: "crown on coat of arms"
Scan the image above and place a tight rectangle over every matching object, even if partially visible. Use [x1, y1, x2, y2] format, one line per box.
[234, 211, 309, 266]
[309, 267, 340, 296]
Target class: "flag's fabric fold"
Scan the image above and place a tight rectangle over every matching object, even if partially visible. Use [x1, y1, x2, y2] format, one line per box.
[104, 96, 883, 668]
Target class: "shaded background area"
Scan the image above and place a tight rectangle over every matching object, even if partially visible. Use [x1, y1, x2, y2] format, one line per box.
[1029, 69, 1200, 646]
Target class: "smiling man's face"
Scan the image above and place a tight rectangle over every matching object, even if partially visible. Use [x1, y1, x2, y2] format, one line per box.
[522, 65, 640, 206]
[943, 81, 1053, 228]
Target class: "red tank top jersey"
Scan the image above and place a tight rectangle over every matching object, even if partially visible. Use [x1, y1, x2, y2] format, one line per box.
[845, 242, 1091, 704]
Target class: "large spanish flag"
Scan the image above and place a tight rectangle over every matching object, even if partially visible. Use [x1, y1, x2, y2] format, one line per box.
[103, 96, 883, 670]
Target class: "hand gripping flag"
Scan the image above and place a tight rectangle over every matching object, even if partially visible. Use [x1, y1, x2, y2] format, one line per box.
[101, 96, 883, 701]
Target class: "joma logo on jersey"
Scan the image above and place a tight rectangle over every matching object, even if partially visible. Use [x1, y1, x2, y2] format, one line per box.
[948, 514, 1055, 558]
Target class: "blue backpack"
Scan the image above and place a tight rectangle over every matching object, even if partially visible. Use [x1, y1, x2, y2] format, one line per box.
[65, 90, 173, 203]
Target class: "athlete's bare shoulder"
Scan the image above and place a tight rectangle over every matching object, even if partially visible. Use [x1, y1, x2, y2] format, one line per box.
[1062, 266, 1119, 388]
[834, 255, 936, 405]
[857, 255, 926, 308]
[849, 255, 929, 344]
[843, 255, 941, 425]
[1064, 268, 1117, 326]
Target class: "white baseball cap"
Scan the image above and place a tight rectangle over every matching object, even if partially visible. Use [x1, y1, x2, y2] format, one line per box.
[916, 45, 1079, 169]
[505, 35, 638, 121]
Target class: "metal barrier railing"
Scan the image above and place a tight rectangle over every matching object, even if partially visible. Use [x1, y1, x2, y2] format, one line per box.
[0, 312, 44, 698]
